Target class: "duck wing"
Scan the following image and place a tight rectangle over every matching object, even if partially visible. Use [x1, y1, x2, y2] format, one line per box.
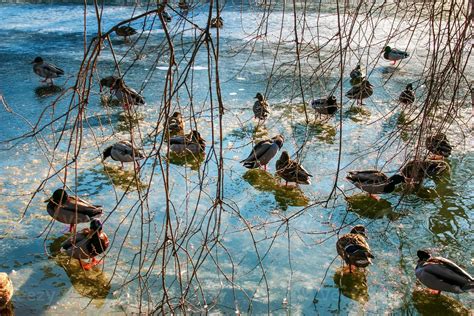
[115, 141, 144, 159]
[427, 257, 474, 282]
[346, 170, 388, 184]
[240, 139, 273, 167]
[43, 63, 64, 76]
[64, 196, 103, 217]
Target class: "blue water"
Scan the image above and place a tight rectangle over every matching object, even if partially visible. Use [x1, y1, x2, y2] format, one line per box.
[0, 3, 472, 314]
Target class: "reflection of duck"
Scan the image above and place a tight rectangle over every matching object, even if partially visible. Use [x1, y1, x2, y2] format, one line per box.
[275, 151, 312, 185]
[241, 135, 284, 170]
[61, 219, 109, 270]
[333, 268, 369, 303]
[336, 225, 374, 273]
[50, 236, 111, 302]
[346, 170, 405, 200]
[426, 133, 452, 160]
[0, 273, 13, 312]
[253, 93, 270, 121]
[412, 289, 471, 315]
[242, 169, 308, 209]
[415, 250, 473, 294]
[346, 194, 403, 220]
[45, 189, 103, 232]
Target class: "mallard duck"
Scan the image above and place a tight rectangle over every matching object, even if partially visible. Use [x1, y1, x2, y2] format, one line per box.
[241, 135, 284, 170]
[115, 25, 137, 42]
[61, 219, 109, 270]
[346, 170, 405, 200]
[167, 112, 184, 136]
[415, 250, 474, 294]
[31, 57, 64, 86]
[275, 151, 312, 185]
[103, 141, 144, 168]
[350, 64, 365, 84]
[336, 225, 374, 273]
[401, 159, 450, 183]
[311, 95, 338, 117]
[425, 133, 452, 160]
[383, 46, 409, 64]
[100, 77, 145, 108]
[399, 83, 415, 105]
[45, 189, 103, 232]
[178, 0, 189, 12]
[162, 10, 172, 23]
[346, 79, 373, 105]
[211, 16, 224, 28]
[253, 93, 270, 120]
[170, 130, 206, 155]
[0, 273, 13, 311]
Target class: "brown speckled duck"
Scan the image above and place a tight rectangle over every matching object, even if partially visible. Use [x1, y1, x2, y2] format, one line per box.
[275, 151, 312, 185]
[336, 225, 374, 273]
[0, 273, 13, 311]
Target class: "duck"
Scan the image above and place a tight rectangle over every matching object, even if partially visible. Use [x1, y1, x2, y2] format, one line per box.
[383, 46, 409, 64]
[162, 10, 172, 23]
[115, 25, 137, 42]
[103, 141, 144, 168]
[401, 159, 450, 184]
[336, 225, 374, 273]
[253, 93, 270, 121]
[178, 0, 189, 12]
[399, 83, 415, 105]
[311, 95, 338, 118]
[169, 130, 206, 155]
[61, 219, 109, 270]
[241, 135, 284, 170]
[167, 112, 185, 136]
[346, 170, 405, 200]
[346, 79, 373, 105]
[350, 64, 365, 85]
[45, 189, 103, 232]
[425, 133, 452, 160]
[275, 151, 312, 185]
[0, 273, 13, 311]
[415, 250, 474, 295]
[211, 16, 224, 28]
[100, 77, 145, 108]
[31, 57, 64, 86]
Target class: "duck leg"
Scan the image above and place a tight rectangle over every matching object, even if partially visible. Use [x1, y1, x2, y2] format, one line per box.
[391, 60, 396, 65]
[368, 193, 381, 201]
[80, 257, 102, 271]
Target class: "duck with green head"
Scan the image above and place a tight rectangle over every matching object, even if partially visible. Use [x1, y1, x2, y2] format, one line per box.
[61, 219, 109, 270]
[346, 170, 405, 200]
[45, 189, 103, 232]
[383, 46, 409, 64]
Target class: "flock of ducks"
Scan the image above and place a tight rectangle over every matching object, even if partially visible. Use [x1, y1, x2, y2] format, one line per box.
[1, 11, 470, 311]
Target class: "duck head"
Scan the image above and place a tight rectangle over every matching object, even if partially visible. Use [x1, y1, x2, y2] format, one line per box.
[190, 130, 205, 145]
[254, 93, 264, 101]
[388, 174, 406, 185]
[406, 83, 413, 90]
[31, 56, 43, 64]
[384, 46, 392, 53]
[100, 76, 118, 89]
[417, 250, 431, 262]
[90, 219, 103, 233]
[328, 95, 337, 105]
[350, 225, 368, 238]
[277, 151, 290, 165]
[46, 189, 68, 204]
[102, 146, 113, 160]
[171, 112, 182, 119]
[272, 135, 284, 149]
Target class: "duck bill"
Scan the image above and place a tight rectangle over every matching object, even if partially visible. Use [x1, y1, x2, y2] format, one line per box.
[44, 198, 51, 203]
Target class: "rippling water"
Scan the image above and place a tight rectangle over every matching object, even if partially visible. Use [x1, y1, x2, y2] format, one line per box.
[0, 3, 472, 314]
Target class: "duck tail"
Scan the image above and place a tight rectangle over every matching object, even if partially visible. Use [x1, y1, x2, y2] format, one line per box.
[461, 283, 474, 292]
